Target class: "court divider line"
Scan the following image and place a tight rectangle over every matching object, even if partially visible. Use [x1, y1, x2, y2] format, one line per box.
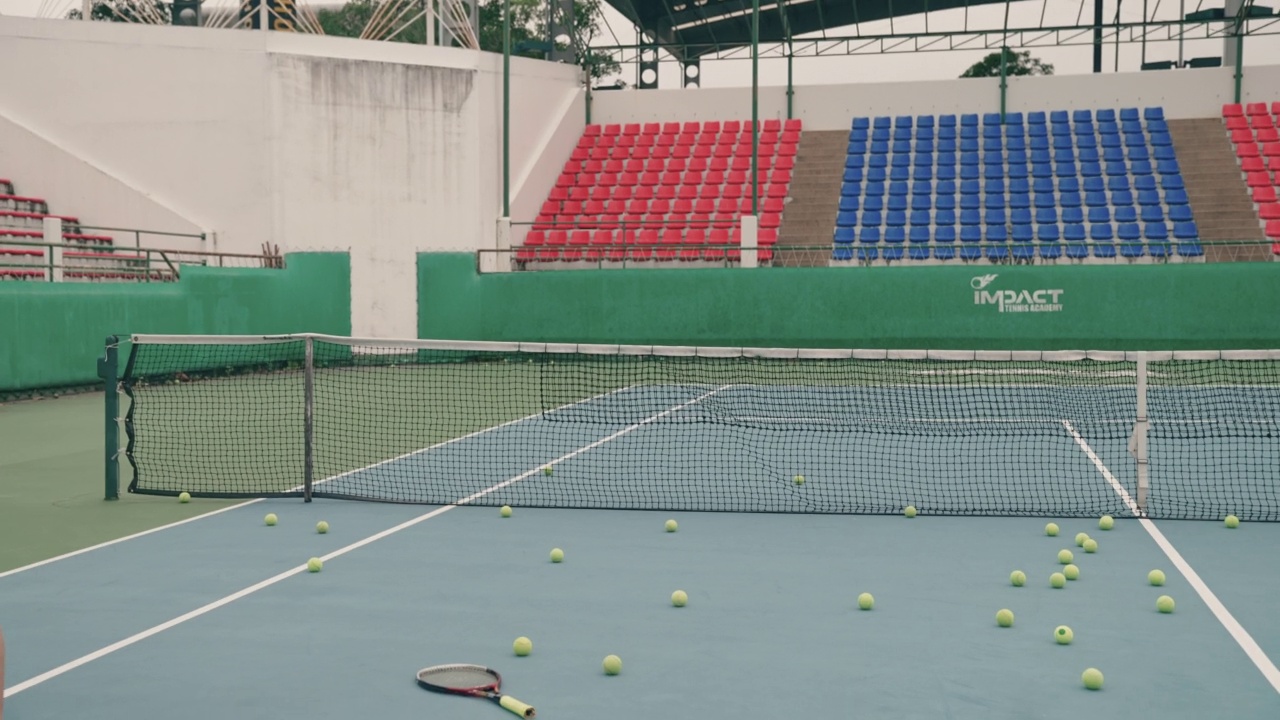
[4, 384, 730, 699]
[1063, 420, 1280, 695]
[0, 384, 638, 580]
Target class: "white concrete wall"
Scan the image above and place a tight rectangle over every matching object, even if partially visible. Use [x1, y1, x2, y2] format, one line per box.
[591, 65, 1280, 131]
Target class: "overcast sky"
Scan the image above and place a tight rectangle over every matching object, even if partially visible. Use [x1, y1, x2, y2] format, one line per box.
[3, 0, 1278, 86]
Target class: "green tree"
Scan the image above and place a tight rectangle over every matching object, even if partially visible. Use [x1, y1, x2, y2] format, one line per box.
[68, 0, 170, 22]
[960, 50, 1054, 78]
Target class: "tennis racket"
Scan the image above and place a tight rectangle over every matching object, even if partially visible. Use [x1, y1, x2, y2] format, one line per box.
[416, 663, 535, 717]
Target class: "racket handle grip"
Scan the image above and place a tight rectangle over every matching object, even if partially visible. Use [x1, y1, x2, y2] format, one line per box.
[499, 694, 536, 717]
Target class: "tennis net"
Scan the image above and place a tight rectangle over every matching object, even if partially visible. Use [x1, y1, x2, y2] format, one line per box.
[113, 334, 1280, 520]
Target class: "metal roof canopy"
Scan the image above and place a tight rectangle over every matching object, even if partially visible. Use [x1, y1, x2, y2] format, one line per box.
[605, 0, 1017, 60]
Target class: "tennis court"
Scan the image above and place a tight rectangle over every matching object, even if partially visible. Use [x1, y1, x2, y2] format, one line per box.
[3, 338, 1280, 719]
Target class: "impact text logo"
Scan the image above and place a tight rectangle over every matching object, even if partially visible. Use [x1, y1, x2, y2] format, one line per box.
[971, 274, 1064, 313]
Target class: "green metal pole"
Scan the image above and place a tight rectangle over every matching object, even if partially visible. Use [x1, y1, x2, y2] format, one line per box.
[98, 336, 120, 500]
[502, 0, 511, 218]
[751, 0, 759, 217]
[785, 51, 793, 120]
[586, 80, 593, 124]
[999, 46, 1008, 122]
[1233, 31, 1244, 104]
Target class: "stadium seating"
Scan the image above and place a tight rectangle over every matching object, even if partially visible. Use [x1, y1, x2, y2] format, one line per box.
[832, 107, 1200, 264]
[1222, 102, 1280, 256]
[516, 119, 801, 264]
[0, 178, 120, 280]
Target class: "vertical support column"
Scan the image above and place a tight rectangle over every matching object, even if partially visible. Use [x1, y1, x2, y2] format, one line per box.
[44, 216, 63, 282]
[99, 336, 120, 501]
[1224, 0, 1245, 68]
[750, 0, 760, 217]
[1177, 0, 1186, 67]
[785, 52, 793, 119]
[1130, 353, 1150, 515]
[998, 46, 1008, 122]
[1233, 31, 1244, 104]
[303, 336, 315, 503]
[638, 32, 659, 89]
[502, 0, 511, 218]
[1092, 0, 1104, 73]
[740, 215, 758, 269]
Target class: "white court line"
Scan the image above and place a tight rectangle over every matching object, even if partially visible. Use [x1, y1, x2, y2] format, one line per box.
[1062, 420, 1280, 695]
[0, 385, 638, 579]
[3, 384, 728, 699]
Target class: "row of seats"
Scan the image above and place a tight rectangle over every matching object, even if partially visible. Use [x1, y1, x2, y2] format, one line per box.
[517, 227, 777, 263]
[1225, 103, 1280, 249]
[834, 239, 1200, 263]
[837, 221, 1196, 244]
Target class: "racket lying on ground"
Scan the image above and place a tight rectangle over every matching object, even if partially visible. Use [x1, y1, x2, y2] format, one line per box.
[416, 663, 536, 717]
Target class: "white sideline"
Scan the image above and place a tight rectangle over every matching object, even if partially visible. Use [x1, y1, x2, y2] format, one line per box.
[3, 384, 729, 698]
[0, 384, 638, 579]
[1062, 420, 1280, 695]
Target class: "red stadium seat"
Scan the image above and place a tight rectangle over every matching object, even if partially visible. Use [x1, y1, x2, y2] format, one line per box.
[603, 124, 621, 136]
[1253, 186, 1278, 204]
[623, 123, 641, 135]
[1223, 103, 1244, 117]
[1242, 156, 1266, 172]
[1246, 102, 1268, 116]
[1226, 116, 1249, 131]
[1247, 171, 1272, 187]
[1237, 143, 1260, 159]
[677, 185, 698, 201]
[1231, 128, 1256, 143]
[1267, 220, 1280, 239]
[1261, 203, 1280, 220]
[1252, 114, 1275, 130]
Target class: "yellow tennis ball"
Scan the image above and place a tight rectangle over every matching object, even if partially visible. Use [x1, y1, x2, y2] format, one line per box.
[671, 590, 688, 607]
[1050, 572, 1066, 588]
[178, 492, 191, 503]
[664, 519, 678, 532]
[1064, 564, 1080, 581]
[1058, 549, 1074, 564]
[904, 505, 917, 518]
[1082, 667, 1103, 690]
[316, 521, 329, 534]
[1156, 595, 1175, 613]
[1045, 522, 1059, 536]
[1225, 515, 1240, 528]
[857, 592, 874, 610]
[602, 655, 622, 675]
[307, 557, 322, 573]
[543, 465, 554, 476]
[264, 513, 278, 526]
[1010, 570, 1026, 587]
[996, 609, 1014, 627]
[1148, 569, 1166, 586]
[513, 637, 532, 656]
[1098, 515, 1114, 530]
[550, 548, 564, 563]
[793, 474, 805, 486]
[1075, 532, 1089, 547]
[1083, 538, 1098, 553]
[500, 505, 512, 518]
[1055, 625, 1074, 645]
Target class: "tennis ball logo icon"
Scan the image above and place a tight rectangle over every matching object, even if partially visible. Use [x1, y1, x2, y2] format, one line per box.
[971, 274, 999, 290]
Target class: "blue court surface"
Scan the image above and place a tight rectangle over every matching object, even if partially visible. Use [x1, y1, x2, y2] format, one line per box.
[4, 385, 1280, 719]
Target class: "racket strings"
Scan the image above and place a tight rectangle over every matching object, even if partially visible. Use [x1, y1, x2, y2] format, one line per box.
[418, 664, 501, 691]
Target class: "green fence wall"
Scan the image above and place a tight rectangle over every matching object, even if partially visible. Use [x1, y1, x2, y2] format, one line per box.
[0, 253, 351, 392]
[419, 253, 1280, 350]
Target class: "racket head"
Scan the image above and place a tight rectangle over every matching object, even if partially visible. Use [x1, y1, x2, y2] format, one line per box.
[416, 663, 502, 698]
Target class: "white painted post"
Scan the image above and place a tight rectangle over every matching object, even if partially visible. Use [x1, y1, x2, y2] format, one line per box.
[485, 216, 511, 273]
[44, 216, 64, 282]
[81, 0, 91, 20]
[740, 215, 759, 269]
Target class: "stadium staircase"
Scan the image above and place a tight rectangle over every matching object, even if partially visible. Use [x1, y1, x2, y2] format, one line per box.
[773, 130, 846, 267]
[1166, 118, 1270, 262]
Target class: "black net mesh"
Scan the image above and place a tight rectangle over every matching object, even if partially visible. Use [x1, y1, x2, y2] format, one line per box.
[120, 337, 1280, 520]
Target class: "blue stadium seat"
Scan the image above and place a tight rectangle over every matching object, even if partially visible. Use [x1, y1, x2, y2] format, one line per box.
[1119, 108, 1139, 121]
[1120, 120, 1142, 134]
[1096, 109, 1116, 122]
[1128, 146, 1150, 162]
[847, 140, 868, 155]
[834, 227, 856, 244]
[983, 126, 1002, 141]
[1149, 241, 1171, 260]
[1032, 163, 1053, 179]
[844, 168, 864, 184]
[1064, 223, 1087, 241]
[1032, 177, 1054, 194]
[984, 177, 1005, 194]
[914, 166, 934, 181]
[870, 140, 889, 155]
[1050, 110, 1069, 124]
[1060, 192, 1083, 208]
[1056, 163, 1078, 178]
[936, 209, 957, 225]
[872, 128, 890, 142]
[1029, 124, 1048, 139]
[1038, 224, 1061, 242]
[1074, 122, 1095, 137]
[960, 209, 981, 226]
[960, 189, 980, 206]
[917, 115, 935, 129]
[1117, 223, 1141, 241]
[1098, 120, 1119, 136]
[1054, 148, 1075, 163]
[986, 208, 1007, 225]
[939, 127, 957, 142]
[1062, 207, 1085, 225]
[1137, 190, 1161, 207]
[909, 226, 931, 242]
[961, 151, 980, 166]
[846, 155, 865, 169]
[1173, 221, 1199, 240]
[1013, 224, 1034, 243]
[985, 194, 1006, 210]
[836, 211, 858, 227]
[1053, 135, 1074, 150]
[1144, 222, 1168, 241]
[894, 115, 913, 129]
[1031, 135, 1051, 151]
[1010, 193, 1031, 210]
[1114, 206, 1138, 223]
[1027, 111, 1046, 125]
[939, 114, 957, 128]
[865, 180, 886, 196]
[911, 196, 931, 212]
[937, 137, 958, 153]
[960, 179, 980, 195]
[1134, 175, 1157, 191]
[1141, 206, 1164, 223]
[1066, 242, 1089, 260]
[1108, 176, 1131, 192]
[910, 210, 931, 226]
[1124, 133, 1146, 149]
[911, 179, 932, 195]
[856, 246, 879, 261]
[1165, 187, 1188, 204]
[864, 197, 884, 213]
[1012, 208, 1032, 225]
[1148, 119, 1168, 133]
[917, 128, 935, 142]
[1006, 177, 1029, 193]
[1007, 164, 1028, 180]
[1007, 135, 1026, 151]
[1081, 162, 1102, 178]
[1036, 208, 1059, 224]
[885, 227, 906, 246]
[874, 116, 891, 129]
[937, 179, 957, 195]
[1091, 223, 1114, 241]
[1100, 134, 1121, 149]
[986, 225, 1008, 243]
[1077, 136, 1098, 151]
[869, 156, 888, 169]
[1072, 109, 1092, 123]
[1154, 145, 1177, 161]
[887, 211, 907, 227]
[983, 150, 1003, 166]
[960, 226, 982, 244]
[959, 244, 982, 261]
[915, 138, 935, 154]
[1035, 193, 1056, 209]
[1145, 107, 1164, 121]
[1157, 160, 1181, 176]
[1178, 242, 1203, 258]
[860, 226, 881, 243]
[892, 140, 912, 155]
[1124, 241, 1150, 261]
[1040, 242, 1063, 260]
[863, 210, 883, 226]
[1084, 191, 1108, 208]
[936, 194, 956, 211]
[1112, 190, 1135, 207]
[1083, 176, 1105, 193]
[1168, 205, 1193, 223]
[853, 117, 870, 130]
[890, 166, 910, 182]
[1103, 146, 1125, 163]
[961, 126, 978, 141]
[832, 246, 854, 261]
[961, 113, 979, 127]
[839, 196, 860, 212]
[914, 153, 934, 169]
[888, 195, 908, 212]
[1094, 242, 1117, 259]
[980, 112, 999, 126]
[1105, 161, 1127, 177]
[986, 244, 1009, 263]
[1088, 207, 1111, 224]
[1149, 132, 1172, 147]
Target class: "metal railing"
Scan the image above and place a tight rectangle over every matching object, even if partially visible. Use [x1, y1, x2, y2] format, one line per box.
[0, 240, 286, 282]
[73, 224, 206, 250]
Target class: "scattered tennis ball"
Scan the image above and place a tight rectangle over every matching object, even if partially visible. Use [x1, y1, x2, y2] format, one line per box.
[1055, 625, 1074, 645]
[1058, 549, 1074, 564]
[513, 637, 533, 656]
[500, 505, 512, 518]
[1045, 522, 1059, 536]
[1148, 569, 1166, 586]
[671, 590, 688, 607]
[665, 519, 678, 533]
[1010, 570, 1026, 587]
[550, 548, 564, 563]
[1075, 532, 1089, 547]
[996, 609, 1014, 627]
[1050, 572, 1066, 589]
[1156, 595, 1175, 613]
[1099, 515, 1114, 531]
[1225, 515, 1240, 529]
[543, 465, 553, 476]
[857, 592, 874, 610]
[264, 513, 278, 526]
[307, 557, 322, 573]
[1064, 564, 1080, 581]
[316, 520, 329, 534]
[793, 474, 805, 486]
[904, 505, 917, 518]
[1083, 538, 1098, 554]
[1082, 667, 1104, 690]
[602, 655, 622, 675]
[178, 492, 191, 503]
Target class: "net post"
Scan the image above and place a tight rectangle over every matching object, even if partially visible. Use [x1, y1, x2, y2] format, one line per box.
[303, 335, 315, 503]
[1131, 353, 1150, 515]
[98, 335, 120, 501]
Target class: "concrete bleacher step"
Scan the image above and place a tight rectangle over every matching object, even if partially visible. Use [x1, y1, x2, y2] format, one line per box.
[1166, 118, 1269, 262]
[774, 130, 847, 267]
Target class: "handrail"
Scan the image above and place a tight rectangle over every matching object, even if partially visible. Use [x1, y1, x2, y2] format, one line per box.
[0, 239, 285, 282]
